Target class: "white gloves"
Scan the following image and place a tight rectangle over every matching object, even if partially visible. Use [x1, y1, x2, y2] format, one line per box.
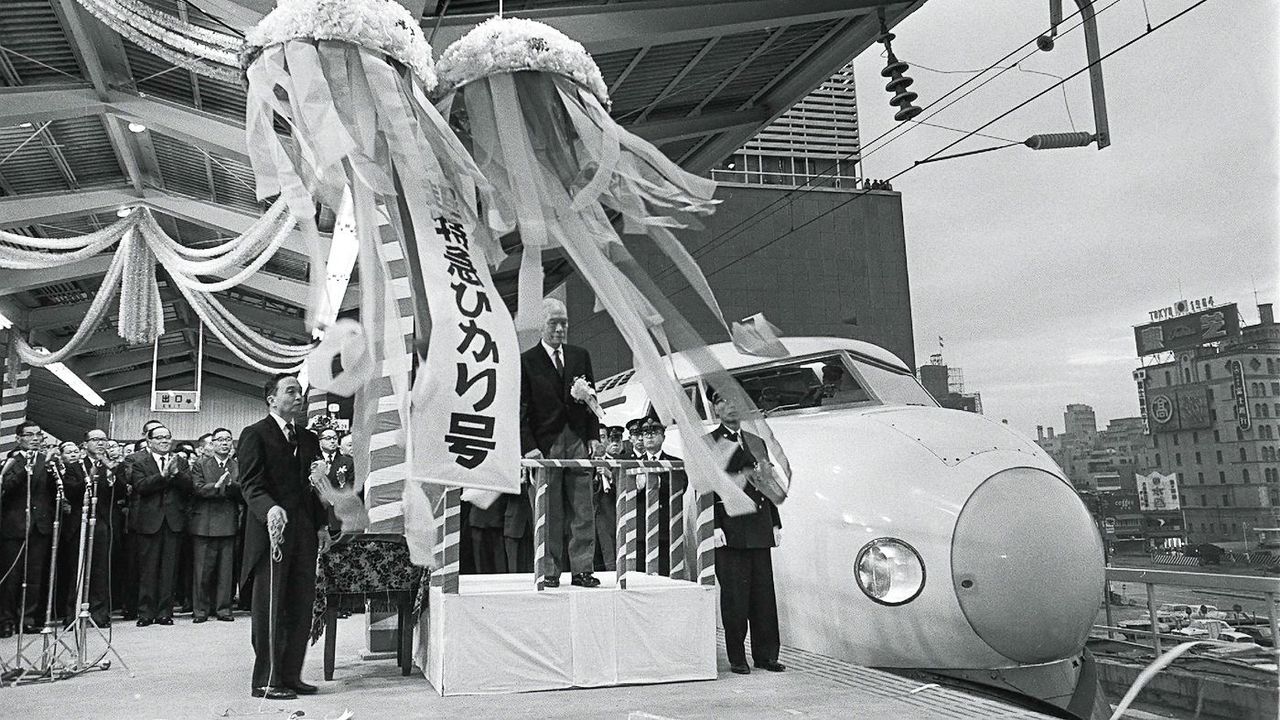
[774, 527, 783, 548]
[713, 528, 726, 548]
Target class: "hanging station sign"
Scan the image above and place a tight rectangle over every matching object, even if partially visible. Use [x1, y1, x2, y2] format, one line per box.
[152, 390, 201, 412]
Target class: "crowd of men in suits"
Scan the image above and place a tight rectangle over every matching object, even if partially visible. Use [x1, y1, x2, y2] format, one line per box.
[1, 297, 784, 686]
[0, 417, 358, 638]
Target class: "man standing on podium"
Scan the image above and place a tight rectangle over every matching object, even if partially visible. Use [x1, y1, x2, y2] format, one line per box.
[238, 374, 329, 700]
[519, 298, 600, 588]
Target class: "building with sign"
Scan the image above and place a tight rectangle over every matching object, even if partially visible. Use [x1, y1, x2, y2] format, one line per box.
[917, 354, 983, 413]
[1134, 301, 1280, 548]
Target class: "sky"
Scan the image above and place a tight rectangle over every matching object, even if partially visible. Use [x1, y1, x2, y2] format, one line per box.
[847, 0, 1279, 436]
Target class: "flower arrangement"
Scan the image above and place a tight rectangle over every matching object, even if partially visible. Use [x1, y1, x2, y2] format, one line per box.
[570, 375, 604, 419]
[434, 16, 609, 108]
[244, 0, 437, 89]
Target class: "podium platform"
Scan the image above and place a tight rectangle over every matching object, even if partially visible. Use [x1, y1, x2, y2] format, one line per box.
[416, 571, 717, 695]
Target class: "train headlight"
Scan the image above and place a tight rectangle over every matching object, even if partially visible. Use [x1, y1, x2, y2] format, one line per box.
[855, 538, 925, 606]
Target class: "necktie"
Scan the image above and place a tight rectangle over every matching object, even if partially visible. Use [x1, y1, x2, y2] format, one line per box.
[284, 422, 297, 449]
[159, 455, 168, 474]
[553, 348, 564, 375]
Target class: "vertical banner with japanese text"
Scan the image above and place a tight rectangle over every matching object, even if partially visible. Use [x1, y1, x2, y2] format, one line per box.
[411, 215, 521, 493]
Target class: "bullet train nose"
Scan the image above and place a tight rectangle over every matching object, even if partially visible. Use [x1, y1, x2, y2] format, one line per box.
[950, 467, 1104, 664]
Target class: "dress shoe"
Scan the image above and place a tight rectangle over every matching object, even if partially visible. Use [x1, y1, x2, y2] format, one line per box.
[22, 624, 42, 634]
[571, 572, 601, 588]
[254, 686, 297, 700]
[0, 624, 13, 638]
[156, 617, 174, 626]
[136, 618, 153, 627]
[729, 663, 751, 675]
[754, 660, 786, 672]
[192, 616, 208, 624]
[121, 611, 137, 621]
[287, 680, 318, 695]
[542, 575, 560, 588]
[215, 615, 234, 622]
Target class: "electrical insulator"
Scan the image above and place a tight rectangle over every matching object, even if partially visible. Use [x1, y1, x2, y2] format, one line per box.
[877, 11, 922, 123]
[1023, 132, 1096, 150]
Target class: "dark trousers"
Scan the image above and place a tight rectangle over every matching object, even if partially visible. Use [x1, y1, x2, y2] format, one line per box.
[57, 520, 83, 620]
[87, 521, 112, 625]
[634, 482, 672, 575]
[0, 532, 51, 627]
[118, 528, 139, 617]
[469, 527, 507, 574]
[174, 534, 193, 609]
[594, 480, 616, 572]
[136, 526, 181, 621]
[504, 533, 532, 573]
[192, 535, 235, 619]
[532, 429, 595, 577]
[715, 546, 780, 667]
[250, 532, 318, 689]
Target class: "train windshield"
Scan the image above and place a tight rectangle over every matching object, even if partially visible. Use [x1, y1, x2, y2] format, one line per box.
[726, 352, 935, 414]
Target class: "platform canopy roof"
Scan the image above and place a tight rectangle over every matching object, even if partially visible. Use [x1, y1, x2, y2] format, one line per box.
[0, 0, 926, 438]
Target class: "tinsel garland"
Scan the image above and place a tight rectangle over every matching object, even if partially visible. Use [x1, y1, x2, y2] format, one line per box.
[75, 0, 242, 83]
[109, 0, 241, 50]
[0, 212, 137, 252]
[12, 237, 128, 366]
[79, 0, 239, 64]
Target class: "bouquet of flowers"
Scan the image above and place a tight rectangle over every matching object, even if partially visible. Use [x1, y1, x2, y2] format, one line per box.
[570, 376, 604, 419]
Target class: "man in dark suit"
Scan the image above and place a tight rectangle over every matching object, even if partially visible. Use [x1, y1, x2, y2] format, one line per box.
[519, 298, 601, 588]
[124, 424, 192, 627]
[0, 421, 56, 635]
[190, 428, 240, 623]
[316, 427, 358, 537]
[80, 429, 118, 627]
[117, 420, 164, 621]
[706, 388, 785, 676]
[238, 374, 329, 700]
[635, 417, 687, 577]
[592, 426, 626, 572]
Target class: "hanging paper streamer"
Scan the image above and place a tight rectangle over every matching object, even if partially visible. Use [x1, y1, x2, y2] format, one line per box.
[435, 17, 791, 513]
[243, 0, 523, 563]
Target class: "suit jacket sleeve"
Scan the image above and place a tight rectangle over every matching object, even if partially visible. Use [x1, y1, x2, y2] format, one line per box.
[131, 457, 165, 496]
[190, 458, 225, 499]
[582, 348, 600, 441]
[237, 424, 277, 524]
[1, 454, 25, 494]
[519, 356, 536, 455]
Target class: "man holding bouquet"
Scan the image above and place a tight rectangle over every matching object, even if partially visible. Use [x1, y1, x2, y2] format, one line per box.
[519, 298, 600, 588]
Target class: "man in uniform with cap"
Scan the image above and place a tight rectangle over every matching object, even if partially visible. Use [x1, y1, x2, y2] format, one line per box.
[706, 387, 784, 675]
[633, 417, 686, 576]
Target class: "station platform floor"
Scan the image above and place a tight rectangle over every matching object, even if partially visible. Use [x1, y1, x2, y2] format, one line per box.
[2, 611, 1057, 719]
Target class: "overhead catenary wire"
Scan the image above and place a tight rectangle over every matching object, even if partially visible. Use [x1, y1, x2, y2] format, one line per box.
[677, 0, 1216, 291]
[688, 0, 1215, 283]
[644, 0, 1124, 290]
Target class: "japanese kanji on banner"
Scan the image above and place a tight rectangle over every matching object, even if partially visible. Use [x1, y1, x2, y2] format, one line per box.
[409, 215, 519, 492]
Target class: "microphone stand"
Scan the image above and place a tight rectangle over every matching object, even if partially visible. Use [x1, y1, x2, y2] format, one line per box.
[6, 455, 38, 681]
[31, 458, 68, 680]
[58, 460, 128, 678]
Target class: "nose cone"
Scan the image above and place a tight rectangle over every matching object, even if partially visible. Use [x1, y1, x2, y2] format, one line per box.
[951, 467, 1103, 664]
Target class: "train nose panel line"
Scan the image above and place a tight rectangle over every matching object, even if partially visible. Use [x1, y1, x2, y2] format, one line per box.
[951, 468, 1105, 664]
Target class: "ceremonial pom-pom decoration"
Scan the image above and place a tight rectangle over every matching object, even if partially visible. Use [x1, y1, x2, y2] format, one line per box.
[244, 0, 437, 89]
[435, 16, 608, 108]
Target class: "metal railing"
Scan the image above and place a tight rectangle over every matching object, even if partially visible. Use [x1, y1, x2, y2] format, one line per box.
[430, 459, 709, 594]
[1097, 567, 1280, 655]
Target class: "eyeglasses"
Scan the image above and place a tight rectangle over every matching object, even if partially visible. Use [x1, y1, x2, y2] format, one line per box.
[212, 436, 233, 442]
[320, 434, 338, 440]
[150, 434, 172, 440]
[19, 431, 42, 437]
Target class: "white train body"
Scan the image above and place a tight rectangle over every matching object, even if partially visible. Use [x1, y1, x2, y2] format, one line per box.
[597, 337, 1106, 714]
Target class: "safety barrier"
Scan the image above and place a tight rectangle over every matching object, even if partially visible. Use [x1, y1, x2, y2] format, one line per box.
[1095, 567, 1280, 656]
[430, 458, 706, 594]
